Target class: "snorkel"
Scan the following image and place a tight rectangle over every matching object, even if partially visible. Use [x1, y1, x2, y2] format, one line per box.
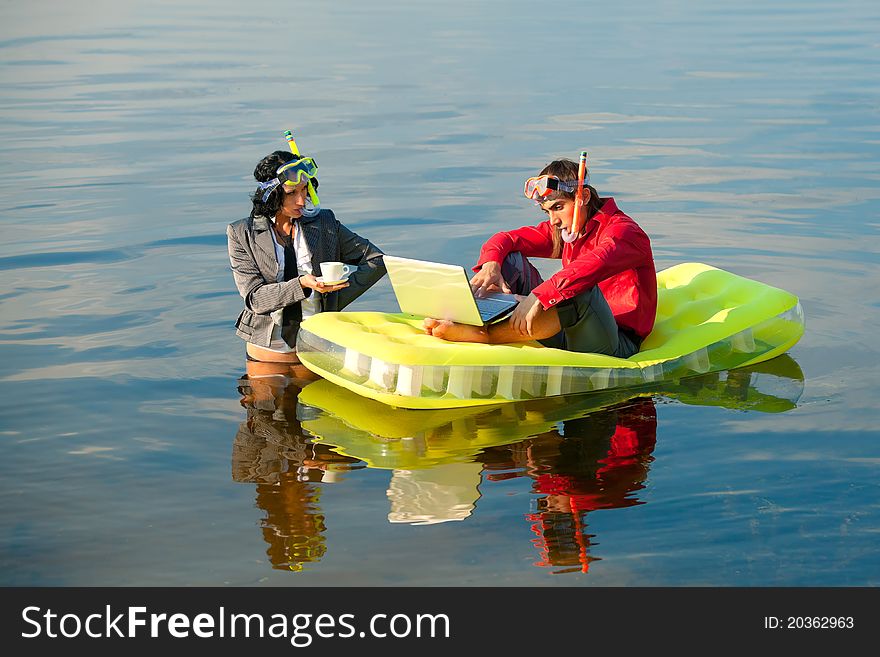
[284, 129, 321, 216]
[570, 151, 588, 236]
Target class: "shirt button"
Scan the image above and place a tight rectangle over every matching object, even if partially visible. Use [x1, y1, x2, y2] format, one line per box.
[549, 298, 557, 304]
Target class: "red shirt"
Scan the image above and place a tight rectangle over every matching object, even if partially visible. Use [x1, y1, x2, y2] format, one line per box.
[475, 198, 657, 339]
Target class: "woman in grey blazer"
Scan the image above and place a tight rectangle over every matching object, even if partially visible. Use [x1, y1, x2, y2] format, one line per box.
[228, 150, 385, 365]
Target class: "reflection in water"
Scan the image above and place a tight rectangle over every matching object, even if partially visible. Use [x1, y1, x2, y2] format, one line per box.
[232, 369, 363, 572]
[387, 462, 483, 526]
[662, 355, 804, 413]
[234, 355, 803, 574]
[482, 398, 657, 574]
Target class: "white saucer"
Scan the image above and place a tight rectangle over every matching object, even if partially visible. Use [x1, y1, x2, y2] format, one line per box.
[316, 276, 350, 286]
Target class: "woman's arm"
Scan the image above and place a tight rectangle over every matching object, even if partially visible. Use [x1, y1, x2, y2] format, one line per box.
[332, 221, 386, 309]
[227, 223, 308, 315]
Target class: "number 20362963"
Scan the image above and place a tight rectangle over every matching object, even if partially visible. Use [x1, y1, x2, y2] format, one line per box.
[764, 616, 854, 629]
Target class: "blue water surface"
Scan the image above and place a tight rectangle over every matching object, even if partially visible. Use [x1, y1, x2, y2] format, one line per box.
[0, 0, 878, 586]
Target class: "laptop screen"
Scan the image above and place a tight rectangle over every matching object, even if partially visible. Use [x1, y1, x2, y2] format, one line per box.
[383, 255, 517, 326]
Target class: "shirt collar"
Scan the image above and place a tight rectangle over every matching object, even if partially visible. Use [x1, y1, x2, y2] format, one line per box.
[253, 212, 319, 232]
[581, 197, 617, 238]
[592, 197, 618, 224]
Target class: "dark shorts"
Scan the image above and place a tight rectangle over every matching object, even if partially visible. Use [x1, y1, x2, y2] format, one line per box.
[500, 252, 641, 358]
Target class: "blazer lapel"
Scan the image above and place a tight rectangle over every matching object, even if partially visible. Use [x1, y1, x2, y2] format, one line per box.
[252, 216, 279, 281]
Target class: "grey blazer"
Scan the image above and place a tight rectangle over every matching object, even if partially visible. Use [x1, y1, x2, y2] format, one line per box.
[227, 209, 385, 348]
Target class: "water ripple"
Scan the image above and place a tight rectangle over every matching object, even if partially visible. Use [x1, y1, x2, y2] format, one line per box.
[0, 311, 155, 339]
[1, 0, 878, 587]
[0, 248, 138, 270]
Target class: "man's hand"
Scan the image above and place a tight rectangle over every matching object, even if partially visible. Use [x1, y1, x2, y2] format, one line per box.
[470, 261, 512, 298]
[508, 293, 543, 336]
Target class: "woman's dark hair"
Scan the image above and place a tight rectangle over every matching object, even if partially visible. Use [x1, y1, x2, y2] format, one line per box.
[249, 150, 319, 219]
[538, 159, 603, 258]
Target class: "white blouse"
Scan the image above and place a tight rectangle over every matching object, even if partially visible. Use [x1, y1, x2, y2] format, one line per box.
[265, 222, 320, 352]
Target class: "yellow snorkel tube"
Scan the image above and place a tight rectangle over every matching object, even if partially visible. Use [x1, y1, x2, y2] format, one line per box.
[284, 129, 321, 211]
[283, 129, 300, 155]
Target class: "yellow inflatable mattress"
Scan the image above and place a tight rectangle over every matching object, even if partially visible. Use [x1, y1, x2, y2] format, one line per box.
[296, 263, 804, 409]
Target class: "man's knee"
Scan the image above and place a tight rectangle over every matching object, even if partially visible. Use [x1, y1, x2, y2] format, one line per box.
[500, 252, 526, 283]
[501, 252, 542, 295]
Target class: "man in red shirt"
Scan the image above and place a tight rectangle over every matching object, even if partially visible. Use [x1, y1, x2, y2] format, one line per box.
[424, 158, 657, 357]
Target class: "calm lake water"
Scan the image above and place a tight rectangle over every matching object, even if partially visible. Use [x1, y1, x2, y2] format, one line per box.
[1, 0, 878, 586]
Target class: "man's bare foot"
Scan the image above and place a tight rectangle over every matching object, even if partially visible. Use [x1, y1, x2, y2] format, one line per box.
[423, 317, 489, 343]
[423, 317, 440, 335]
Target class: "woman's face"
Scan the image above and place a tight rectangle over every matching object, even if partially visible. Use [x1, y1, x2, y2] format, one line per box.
[279, 181, 309, 219]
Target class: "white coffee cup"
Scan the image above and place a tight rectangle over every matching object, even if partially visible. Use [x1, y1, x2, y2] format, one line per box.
[320, 261, 353, 282]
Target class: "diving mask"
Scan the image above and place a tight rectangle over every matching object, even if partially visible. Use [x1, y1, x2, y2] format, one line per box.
[258, 157, 319, 202]
[523, 174, 589, 203]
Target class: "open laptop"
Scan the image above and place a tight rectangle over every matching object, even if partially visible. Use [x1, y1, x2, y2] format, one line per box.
[383, 255, 519, 326]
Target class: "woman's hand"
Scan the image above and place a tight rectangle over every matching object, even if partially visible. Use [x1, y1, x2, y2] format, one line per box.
[470, 261, 512, 298]
[298, 273, 349, 294]
[508, 293, 543, 337]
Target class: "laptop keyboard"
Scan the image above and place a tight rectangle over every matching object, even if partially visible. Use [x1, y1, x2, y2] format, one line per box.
[477, 297, 516, 321]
